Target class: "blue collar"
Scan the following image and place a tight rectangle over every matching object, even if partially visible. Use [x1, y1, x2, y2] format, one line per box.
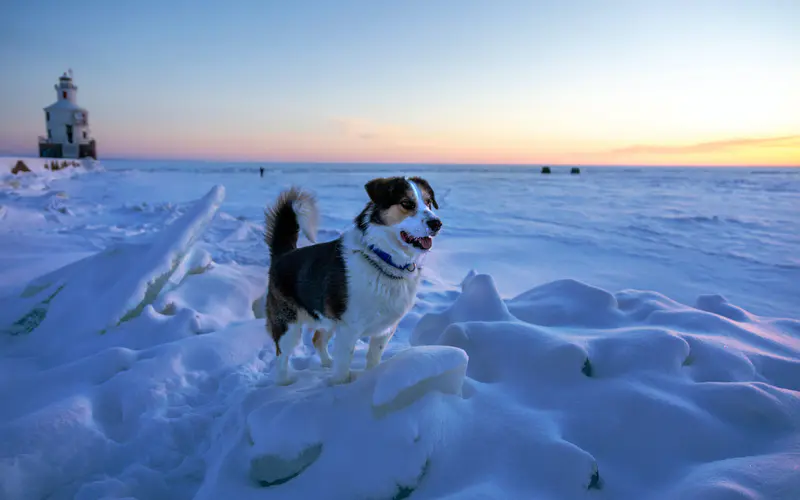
[368, 244, 417, 272]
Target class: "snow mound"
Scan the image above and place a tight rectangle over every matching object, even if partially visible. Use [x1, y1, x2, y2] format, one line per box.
[405, 272, 800, 499]
[372, 345, 468, 409]
[411, 272, 515, 345]
[195, 346, 469, 500]
[0, 203, 49, 228]
[2, 185, 225, 340]
[217, 268, 798, 499]
[437, 320, 590, 384]
[153, 261, 266, 333]
[0, 320, 269, 500]
[2, 268, 797, 499]
[507, 278, 624, 327]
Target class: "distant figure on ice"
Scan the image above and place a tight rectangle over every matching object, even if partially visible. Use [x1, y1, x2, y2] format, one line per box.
[259, 166, 265, 178]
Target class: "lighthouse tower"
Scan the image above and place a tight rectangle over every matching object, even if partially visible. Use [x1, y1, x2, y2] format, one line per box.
[38, 70, 97, 159]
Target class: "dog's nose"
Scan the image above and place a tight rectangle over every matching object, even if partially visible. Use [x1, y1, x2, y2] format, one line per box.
[426, 218, 442, 232]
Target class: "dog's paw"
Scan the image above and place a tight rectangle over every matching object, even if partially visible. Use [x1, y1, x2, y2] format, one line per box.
[320, 357, 333, 368]
[327, 370, 357, 386]
[365, 359, 382, 370]
[275, 372, 297, 386]
[327, 374, 348, 386]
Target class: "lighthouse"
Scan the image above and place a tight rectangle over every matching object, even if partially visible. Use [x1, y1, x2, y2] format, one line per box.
[38, 70, 97, 159]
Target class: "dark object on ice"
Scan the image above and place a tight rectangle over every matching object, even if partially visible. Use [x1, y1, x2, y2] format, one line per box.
[392, 458, 430, 499]
[47, 160, 78, 170]
[588, 466, 603, 490]
[251, 443, 323, 487]
[571, 167, 581, 175]
[582, 357, 593, 377]
[541, 166, 551, 174]
[260, 166, 265, 178]
[11, 160, 31, 174]
[45, 160, 72, 171]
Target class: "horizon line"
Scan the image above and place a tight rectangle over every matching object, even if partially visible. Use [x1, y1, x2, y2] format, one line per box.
[1, 152, 798, 169]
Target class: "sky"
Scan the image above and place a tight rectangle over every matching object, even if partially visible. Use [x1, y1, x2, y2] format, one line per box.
[1, 0, 798, 166]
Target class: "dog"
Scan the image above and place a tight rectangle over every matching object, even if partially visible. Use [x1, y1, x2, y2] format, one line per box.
[263, 176, 442, 385]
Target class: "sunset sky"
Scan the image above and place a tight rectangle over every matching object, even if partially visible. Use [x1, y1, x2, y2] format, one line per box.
[1, 0, 798, 166]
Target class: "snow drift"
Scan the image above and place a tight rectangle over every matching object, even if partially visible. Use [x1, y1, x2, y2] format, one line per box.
[3, 264, 798, 499]
[2, 185, 226, 340]
[1, 163, 799, 500]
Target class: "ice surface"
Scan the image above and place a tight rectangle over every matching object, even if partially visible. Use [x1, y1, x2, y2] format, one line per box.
[1, 158, 799, 500]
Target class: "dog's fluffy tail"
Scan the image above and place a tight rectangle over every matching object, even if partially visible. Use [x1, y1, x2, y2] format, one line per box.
[264, 187, 319, 260]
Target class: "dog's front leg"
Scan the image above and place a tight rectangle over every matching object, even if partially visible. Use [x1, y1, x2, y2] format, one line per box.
[366, 324, 397, 370]
[329, 327, 358, 385]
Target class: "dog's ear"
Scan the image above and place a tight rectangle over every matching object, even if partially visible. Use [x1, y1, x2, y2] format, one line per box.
[365, 177, 404, 207]
[409, 176, 439, 210]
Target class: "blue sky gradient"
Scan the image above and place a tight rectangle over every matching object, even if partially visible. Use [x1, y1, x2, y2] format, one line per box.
[2, 0, 798, 164]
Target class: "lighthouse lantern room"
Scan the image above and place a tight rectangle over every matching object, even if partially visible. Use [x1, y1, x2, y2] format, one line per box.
[38, 70, 97, 159]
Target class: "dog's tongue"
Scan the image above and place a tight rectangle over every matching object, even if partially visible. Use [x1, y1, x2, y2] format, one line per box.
[419, 236, 433, 250]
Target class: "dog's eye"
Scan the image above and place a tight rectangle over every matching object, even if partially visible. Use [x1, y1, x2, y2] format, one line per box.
[400, 200, 415, 210]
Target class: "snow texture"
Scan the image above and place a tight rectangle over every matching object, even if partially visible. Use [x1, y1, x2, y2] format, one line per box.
[1, 158, 798, 500]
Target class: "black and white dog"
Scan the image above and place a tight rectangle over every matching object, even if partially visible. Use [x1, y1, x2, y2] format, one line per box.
[263, 176, 442, 385]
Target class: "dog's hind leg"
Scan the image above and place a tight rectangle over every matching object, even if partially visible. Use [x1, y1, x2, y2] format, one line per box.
[312, 328, 334, 367]
[276, 323, 303, 385]
[366, 324, 397, 370]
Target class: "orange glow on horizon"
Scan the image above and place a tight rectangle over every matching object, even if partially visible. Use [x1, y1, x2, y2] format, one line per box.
[102, 131, 800, 167]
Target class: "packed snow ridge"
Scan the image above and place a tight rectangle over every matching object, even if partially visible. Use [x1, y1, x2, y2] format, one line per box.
[1, 176, 799, 500]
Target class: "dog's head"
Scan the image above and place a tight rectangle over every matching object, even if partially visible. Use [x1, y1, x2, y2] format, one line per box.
[356, 176, 442, 257]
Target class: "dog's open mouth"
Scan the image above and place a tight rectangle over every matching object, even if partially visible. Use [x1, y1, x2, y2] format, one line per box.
[401, 231, 433, 251]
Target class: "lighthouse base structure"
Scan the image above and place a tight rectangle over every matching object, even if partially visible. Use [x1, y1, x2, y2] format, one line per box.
[39, 139, 97, 160]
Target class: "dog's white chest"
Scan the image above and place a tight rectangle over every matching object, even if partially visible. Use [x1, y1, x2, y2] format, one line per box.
[343, 253, 419, 334]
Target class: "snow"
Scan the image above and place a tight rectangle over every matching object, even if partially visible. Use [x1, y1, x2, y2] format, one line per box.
[1, 156, 100, 177]
[1, 158, 799, 500]
[371, 345, 468, 408]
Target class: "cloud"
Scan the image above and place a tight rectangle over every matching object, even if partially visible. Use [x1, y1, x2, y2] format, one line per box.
[328, 118, 414, 143]
[610, 135, 800, 156]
